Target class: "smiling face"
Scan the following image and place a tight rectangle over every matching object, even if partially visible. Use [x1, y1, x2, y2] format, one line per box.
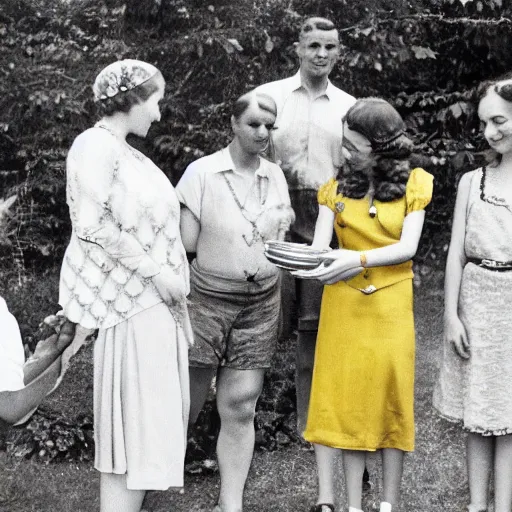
[232, 98, 276, 156]
[127, 74, 165, 137]
[478, 87, 512, 156]
[296, 28, 340, 80]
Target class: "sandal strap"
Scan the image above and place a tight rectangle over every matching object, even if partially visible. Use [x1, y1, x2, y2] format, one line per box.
[310, 505, 335, 512]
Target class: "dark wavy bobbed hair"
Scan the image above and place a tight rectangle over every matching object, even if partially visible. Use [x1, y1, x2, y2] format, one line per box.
[337, 97, 414, 201]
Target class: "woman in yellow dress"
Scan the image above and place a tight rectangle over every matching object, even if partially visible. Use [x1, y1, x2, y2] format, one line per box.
[294, 98, 433, 512]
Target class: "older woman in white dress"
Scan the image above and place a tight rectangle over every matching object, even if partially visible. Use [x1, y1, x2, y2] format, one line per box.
[59, 60, 191, 512]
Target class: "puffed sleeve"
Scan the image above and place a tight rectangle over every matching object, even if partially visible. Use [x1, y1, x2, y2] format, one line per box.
[175, 161, 204, 221]
[405, 168, 434, 215]
[317, 178, 339, 212]
[67, 129, 161, 278]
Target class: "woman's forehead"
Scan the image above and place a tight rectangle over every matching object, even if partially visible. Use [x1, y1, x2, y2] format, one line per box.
[242, 102, 276, 123]
[478, 89, 512, 119]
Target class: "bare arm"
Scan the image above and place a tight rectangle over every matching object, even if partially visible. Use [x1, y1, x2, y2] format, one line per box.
[443, 171, 472, 358]
[298, 209, 426, 285]
[311, 205, 336, 250]
[0, 358, 61, 425]
[179, 206, 201, 253]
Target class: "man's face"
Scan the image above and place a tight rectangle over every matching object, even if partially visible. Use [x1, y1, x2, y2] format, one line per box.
[296, 29, 340, 80]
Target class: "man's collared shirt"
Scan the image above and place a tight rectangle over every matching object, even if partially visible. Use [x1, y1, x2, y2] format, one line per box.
[257, 71, 356, 191]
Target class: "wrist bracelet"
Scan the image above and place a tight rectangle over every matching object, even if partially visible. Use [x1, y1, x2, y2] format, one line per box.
[360, 252, 368, 268]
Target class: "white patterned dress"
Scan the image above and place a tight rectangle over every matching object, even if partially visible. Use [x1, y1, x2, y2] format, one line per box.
[59, 125, 191, 489]
[434, 167, 512, 435]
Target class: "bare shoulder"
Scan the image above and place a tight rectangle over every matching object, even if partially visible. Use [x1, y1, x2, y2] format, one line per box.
[458, 168, 480, 191]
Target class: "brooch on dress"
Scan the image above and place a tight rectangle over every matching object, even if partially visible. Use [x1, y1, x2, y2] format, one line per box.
[335, 201, 345, 213]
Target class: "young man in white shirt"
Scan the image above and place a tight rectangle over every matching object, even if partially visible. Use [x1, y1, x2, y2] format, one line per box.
[256, 17, 357, 511]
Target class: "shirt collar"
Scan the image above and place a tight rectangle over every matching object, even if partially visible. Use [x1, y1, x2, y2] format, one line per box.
[212, 147, 270, 178]
[292, 70, 335, 101]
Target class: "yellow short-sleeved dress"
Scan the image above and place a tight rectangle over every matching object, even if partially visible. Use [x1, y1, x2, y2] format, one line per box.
[303, 168, 433, 451]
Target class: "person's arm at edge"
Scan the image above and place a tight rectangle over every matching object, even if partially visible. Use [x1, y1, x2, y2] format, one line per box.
[0, 358, 61, 425]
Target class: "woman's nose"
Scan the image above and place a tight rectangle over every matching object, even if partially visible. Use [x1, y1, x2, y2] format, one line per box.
[485, 123, 499, 140]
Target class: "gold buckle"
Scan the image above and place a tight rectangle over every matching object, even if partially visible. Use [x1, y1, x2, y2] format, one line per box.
[361, 285, 377, 295]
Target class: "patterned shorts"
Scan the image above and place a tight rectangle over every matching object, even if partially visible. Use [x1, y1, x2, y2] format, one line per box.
[187, 267, 281, 370]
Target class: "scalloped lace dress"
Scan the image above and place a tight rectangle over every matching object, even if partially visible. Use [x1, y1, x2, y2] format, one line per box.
[434, 167, 512, 435]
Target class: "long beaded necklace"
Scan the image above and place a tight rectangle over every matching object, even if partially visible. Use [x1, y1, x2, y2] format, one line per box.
[95, 122, 146, 162]
[222, 172, 266, 247]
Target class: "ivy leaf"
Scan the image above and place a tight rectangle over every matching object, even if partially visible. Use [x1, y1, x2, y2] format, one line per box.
[227, 38, 243, 52]
[360, 27, 373, 36]
[264, 31, 274, 53]
[374, 61, 382, 72]
[458, 0, 473, 5]
[411, 45, 437, 59]
[348, 52, 361, 67]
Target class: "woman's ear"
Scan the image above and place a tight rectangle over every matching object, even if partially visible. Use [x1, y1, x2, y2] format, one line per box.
[230, 115, 237, 132]
[294, 41, 301, 59]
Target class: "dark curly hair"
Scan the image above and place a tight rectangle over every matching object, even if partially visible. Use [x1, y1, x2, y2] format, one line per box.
[337, 98, 414, 201]
[476, 70, 512, 103]
[475, 71, 512, 165]
[96, 71, 163, 117]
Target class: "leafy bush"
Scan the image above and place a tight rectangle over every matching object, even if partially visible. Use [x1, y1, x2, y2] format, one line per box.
[6, 412, 94, 463]
[1, 0, 510, 272]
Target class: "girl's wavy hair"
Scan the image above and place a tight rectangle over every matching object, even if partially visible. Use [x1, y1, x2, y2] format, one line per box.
[337, 98, 414, 201]
[96, 72, 163, 117]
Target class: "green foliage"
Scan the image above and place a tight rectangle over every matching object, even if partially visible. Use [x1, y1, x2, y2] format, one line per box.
[1, 0, 512, 268]
[6, 412, 93, 463]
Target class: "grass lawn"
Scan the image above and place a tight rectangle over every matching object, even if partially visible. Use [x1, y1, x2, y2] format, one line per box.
[0, 270, 473, 512]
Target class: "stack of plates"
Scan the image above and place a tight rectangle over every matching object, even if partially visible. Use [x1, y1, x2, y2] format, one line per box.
[264, 240, 329, 271]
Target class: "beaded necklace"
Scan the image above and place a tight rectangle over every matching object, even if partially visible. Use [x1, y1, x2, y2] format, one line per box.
[95, 122, 145, 162]
[222, 172, 266, 247]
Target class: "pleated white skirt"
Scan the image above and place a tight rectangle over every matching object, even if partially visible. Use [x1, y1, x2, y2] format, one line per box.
[93, 302, 190, 490]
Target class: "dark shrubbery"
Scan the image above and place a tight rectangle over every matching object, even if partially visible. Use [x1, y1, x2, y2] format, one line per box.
[1, 0, 511, 271]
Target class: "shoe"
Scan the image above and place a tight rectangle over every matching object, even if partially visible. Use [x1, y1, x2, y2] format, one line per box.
[379, 502, 392, 512]
[310, 505, 335, 512]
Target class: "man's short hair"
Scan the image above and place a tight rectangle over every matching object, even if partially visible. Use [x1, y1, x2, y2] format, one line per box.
[299, 17, 337, 40]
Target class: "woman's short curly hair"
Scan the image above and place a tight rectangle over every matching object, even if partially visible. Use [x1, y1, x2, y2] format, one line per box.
[96, 72, 163, 117]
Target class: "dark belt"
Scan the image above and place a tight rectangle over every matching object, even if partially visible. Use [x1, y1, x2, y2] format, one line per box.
[467, 258, 512, 271]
